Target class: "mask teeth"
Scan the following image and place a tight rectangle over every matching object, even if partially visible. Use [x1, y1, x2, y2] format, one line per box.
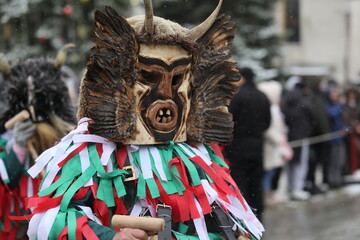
[156, 108, 172, 123]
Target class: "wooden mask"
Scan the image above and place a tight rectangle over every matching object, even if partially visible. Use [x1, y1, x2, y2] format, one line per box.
[78, 0, 240, 145]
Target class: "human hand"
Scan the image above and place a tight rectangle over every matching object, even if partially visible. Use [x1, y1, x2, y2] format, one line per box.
[112, 228, 149, 240]
[13, 120, 36, 147]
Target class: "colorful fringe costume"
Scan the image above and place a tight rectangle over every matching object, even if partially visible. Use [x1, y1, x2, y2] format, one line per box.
[0, 137, 41, 239]
[27, 119, 264, 239]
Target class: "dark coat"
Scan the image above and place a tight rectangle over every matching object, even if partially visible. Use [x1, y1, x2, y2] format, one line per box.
[325, 101, 345, 144]
[224, 82, 271, 165]
[308, 90, 330, 136]
[282, 87, 316, 141]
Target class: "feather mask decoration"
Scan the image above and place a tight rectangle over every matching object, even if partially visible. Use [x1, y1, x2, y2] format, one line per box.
[78, 0, 240, 145]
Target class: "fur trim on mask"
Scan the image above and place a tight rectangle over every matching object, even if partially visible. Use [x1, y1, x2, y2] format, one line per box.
[128, 16, 196, 53]
[127, 15, 188, 37]
[136, 35, 196, 54]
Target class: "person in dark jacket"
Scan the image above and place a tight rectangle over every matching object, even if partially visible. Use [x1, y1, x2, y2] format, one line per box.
[282, 77, 316, 200]
[305, 79, 330, 194]
[223, 67, 271, 222]
[325, 87, 347, 188]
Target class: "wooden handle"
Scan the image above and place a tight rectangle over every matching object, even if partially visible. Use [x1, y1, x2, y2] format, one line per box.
[27, 140, 39, 160]
[111, 215, 165, 232]
[4, 110, 30, 130]
[238, 235, 251, 240]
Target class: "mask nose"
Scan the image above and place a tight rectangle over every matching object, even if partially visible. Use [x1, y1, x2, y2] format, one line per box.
[157, 71, 174, 99]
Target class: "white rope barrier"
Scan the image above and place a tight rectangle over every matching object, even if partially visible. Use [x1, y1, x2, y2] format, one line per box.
[288, 130, 344, 148]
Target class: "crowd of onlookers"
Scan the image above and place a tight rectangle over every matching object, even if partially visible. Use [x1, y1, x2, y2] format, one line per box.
[273, 75, 360, 200]
[223, 67, 360, 221]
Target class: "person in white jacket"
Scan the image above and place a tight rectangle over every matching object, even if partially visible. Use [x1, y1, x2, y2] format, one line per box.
[258, 81, 293, 205]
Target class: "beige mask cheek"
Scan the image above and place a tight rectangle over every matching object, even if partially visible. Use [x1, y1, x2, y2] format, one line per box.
[122, 82, 156, 145]
[134, 81, 151, 129]
[173, 72, 191, 142]
[134, 81, 150, 99]
[177, 72, 191, 107]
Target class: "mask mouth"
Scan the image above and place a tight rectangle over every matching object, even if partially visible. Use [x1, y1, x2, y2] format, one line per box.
[147, 100, 178, 132]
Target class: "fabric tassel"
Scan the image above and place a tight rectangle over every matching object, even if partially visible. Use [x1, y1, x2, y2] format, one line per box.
[26, 118, 264, 239]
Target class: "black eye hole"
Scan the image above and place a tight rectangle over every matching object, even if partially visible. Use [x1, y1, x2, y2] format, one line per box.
[141, 70, 162, 84]
[172, 74, 183, 87]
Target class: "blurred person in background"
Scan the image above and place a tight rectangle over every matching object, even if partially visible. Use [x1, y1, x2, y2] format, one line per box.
[258, 81, 293, 206]
[61, 65, 81, 109]
[282, 76, 316, 200]
[324, 86, 347, 189]
[0, 47, 76, 239]
[342, 87, 360, 177]
[305, 78, 331, 194]
[224, 67, 271, 221]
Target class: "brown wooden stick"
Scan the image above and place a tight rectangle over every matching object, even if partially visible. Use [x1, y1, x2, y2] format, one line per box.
[28, 105, 36, 122]
[4, 110, 30, 130]
[111, 215, 165, 232]
[238, 235, 251, 240]
[27, 140, 39, 160]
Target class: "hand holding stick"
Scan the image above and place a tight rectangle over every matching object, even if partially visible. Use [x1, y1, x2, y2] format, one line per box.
[4, 110, 30, 130]
[5, 110, 40, 166]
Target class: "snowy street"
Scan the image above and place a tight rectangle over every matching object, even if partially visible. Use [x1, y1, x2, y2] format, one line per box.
[263, 184, 360, 240]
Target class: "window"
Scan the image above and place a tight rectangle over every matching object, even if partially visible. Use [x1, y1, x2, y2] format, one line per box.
[286, 0, 300, 42]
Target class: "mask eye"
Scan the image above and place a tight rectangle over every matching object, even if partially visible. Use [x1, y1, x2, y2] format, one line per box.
[141, 70, 162, 84]
[172, 74, 183, 87]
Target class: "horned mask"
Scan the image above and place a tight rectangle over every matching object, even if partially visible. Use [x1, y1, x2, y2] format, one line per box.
[78, 0, 240, 145]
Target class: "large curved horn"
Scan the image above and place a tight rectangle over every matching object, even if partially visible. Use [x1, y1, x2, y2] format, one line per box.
[144, 0, 154, 35]
[54, 43, 76, 69]
[0, 53, 10, 75]
[188, 0, 223, 41]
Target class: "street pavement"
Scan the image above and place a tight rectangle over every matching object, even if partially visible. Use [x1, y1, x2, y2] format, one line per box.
[262, 184, 360, 240]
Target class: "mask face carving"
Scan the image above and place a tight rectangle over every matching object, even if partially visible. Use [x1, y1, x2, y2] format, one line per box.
[77, 3, 240, 146]
[124, 44, 192, 144]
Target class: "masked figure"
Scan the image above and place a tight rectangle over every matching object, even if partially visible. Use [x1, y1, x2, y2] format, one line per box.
[0, 46, 76, 239]
[26, 1, 264, 239]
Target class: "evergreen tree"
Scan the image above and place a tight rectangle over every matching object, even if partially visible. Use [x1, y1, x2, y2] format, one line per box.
[155, 0, 281, 81]
[0, 0, 132, 68]
[1, 0, 282, 80]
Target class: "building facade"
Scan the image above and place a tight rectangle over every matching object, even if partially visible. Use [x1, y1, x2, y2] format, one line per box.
[277, 0, 360, 84]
